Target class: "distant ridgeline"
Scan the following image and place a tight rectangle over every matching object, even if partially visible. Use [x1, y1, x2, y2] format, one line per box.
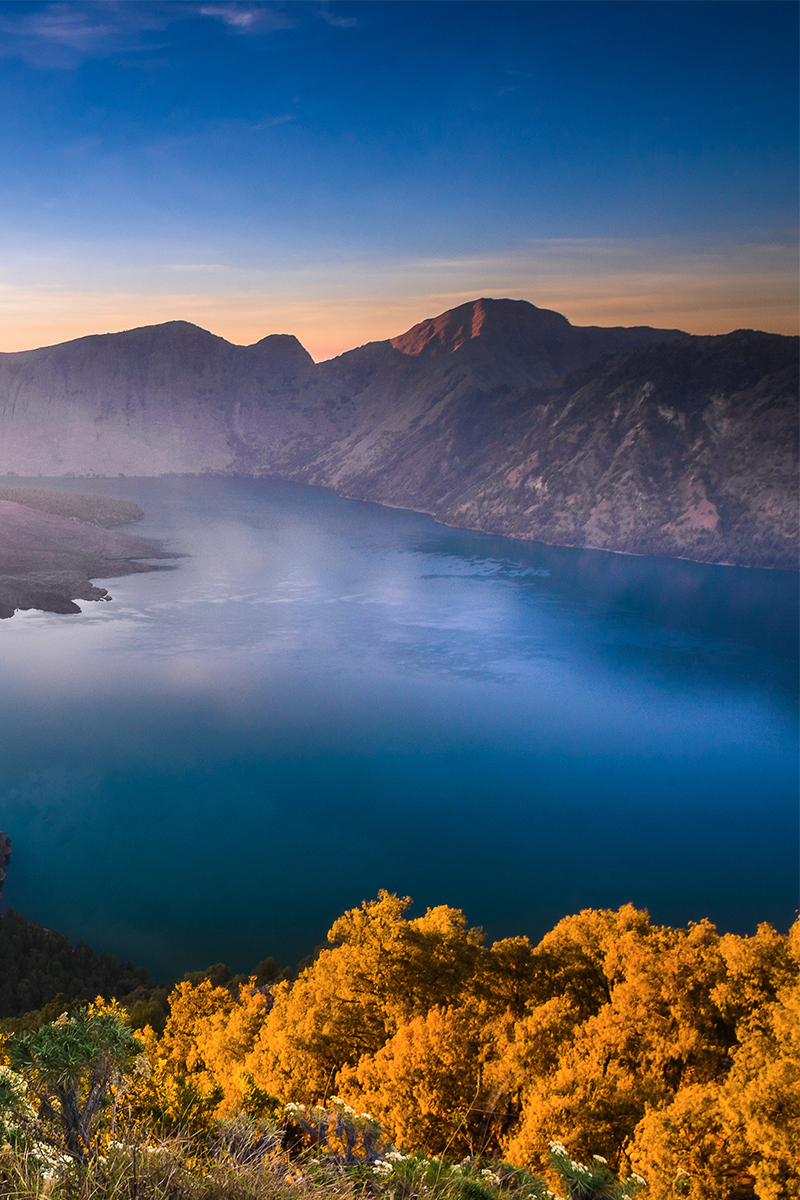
[0, 298, 796, 569]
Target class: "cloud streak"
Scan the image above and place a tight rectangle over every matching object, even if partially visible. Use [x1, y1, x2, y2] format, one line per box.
[198, 4, 293, 33]
[0, 1, 315, 67]
[0, 2, 173, 68]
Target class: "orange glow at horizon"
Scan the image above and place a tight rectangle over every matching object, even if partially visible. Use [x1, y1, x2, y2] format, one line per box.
[0, 271, 796, 360]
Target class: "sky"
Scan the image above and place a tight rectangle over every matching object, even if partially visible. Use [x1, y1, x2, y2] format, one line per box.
[0, 0, 797, 360]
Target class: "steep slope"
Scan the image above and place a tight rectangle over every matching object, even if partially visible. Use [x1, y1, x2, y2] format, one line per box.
[273, 305, 798, 568]
[0, 299, 682, 479]
[0, 321, 315, 476]
[0, 299, 795, 568]
[272, 299, 686, 486]
[434, 331, 798, 569]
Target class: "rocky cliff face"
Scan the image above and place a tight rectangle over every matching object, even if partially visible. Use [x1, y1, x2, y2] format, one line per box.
[0, 321, 315, 476]
[428, 331, 798, 569]
[0, 298, 796, 568]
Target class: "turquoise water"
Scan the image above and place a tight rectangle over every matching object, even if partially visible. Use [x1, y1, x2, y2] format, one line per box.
[0, 476, 797, 980]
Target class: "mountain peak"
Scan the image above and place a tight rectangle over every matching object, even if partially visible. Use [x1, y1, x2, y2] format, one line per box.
[390, 298, 571, 358]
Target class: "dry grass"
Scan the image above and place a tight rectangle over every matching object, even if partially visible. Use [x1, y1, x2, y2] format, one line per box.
[0, 1135, 552, 1200]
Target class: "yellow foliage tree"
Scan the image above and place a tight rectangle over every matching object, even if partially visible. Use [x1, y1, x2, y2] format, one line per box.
[124, 981, 229, 1130]
[716, 924, 800, 1200]
[115, 895, 796, 1200]
[501, 910, 742, 1175]
[629, 1083, 752, 1200]
[347, 1006, 484, 1156]
[245, 892, 485, 1103]
[191, 982, 272, 1115]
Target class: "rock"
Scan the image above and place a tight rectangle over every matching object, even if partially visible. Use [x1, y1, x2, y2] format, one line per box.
[0, 299, 795, 569]
[0, 832, 10, 896]
[0, 497, 174, 618]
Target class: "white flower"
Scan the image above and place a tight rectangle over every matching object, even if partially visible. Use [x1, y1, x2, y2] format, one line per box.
[593, 1155, 607, 1164]
[549, 1141, 568, 1156]
[631, 1174, 646, 1186]
[284, 1101, 308, 1119]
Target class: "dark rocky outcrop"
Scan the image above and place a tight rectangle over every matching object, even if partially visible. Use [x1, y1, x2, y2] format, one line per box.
[0, 298, 796, 568]
[0, 833, 10, 897]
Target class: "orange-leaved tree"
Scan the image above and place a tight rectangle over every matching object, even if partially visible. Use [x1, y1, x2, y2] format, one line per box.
[245, 891, 485, 1103]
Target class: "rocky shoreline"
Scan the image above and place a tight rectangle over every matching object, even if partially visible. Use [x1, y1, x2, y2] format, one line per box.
[0, 489, 174, 619]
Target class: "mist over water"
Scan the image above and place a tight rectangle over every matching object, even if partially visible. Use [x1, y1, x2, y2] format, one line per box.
[0, 476, 797, 980]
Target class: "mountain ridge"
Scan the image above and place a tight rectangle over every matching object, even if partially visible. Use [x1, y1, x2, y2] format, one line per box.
[0, 299, 796, 569]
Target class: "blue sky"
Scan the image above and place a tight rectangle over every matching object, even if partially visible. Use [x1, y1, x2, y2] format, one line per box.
[0, 0, 796, 357]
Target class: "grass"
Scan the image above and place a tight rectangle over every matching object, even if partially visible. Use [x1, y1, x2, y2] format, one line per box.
[0, 1131, 561, 1200]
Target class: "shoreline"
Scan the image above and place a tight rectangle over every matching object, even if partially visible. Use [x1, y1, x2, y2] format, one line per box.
[0, 488, 177, 618]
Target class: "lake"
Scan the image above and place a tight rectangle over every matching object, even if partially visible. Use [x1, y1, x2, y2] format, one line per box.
[0, 475, 797, 981]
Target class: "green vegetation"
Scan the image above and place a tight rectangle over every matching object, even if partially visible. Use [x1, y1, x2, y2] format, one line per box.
[0, 909, 151, 1023]
[3, 1002, 145, 1162]
[0, 895, 797, 1200]
[0, 488, 143, 528]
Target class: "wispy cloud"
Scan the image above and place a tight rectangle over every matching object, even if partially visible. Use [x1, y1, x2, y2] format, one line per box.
[200, 4, 258, 29]
[316, 4, 358, 30]
[0, 1, 296, 68]
[198, 4, 293, 33]
[0, 2, 172, 68]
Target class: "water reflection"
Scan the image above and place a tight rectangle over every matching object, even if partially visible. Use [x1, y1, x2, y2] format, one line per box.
[0, 475, 796, 979]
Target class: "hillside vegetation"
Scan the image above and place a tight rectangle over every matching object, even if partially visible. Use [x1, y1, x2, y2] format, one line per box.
[0, 908, 152, 1021]
[1, 895, 797, 1200]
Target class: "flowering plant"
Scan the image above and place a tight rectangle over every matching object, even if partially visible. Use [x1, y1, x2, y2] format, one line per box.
[547, 1142, 646, 1200]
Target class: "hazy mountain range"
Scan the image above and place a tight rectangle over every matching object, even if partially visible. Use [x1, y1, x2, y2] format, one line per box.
[0, 298, 796, 569]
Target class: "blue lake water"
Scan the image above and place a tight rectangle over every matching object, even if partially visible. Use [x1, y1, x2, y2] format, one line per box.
[0, 475, 797, 980]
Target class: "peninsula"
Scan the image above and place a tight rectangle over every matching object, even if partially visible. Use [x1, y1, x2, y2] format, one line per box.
[0, 489, 170, 618]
